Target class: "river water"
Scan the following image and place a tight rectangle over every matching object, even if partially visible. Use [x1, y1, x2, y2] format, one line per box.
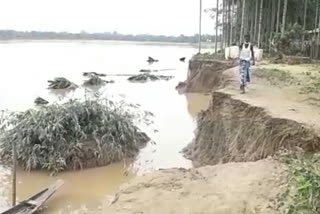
[0, 40, 210, 213]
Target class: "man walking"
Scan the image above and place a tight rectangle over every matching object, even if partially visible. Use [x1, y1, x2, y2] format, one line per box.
[239, 35, 255, 93]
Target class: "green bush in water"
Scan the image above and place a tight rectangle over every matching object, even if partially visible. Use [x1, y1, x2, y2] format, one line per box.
[128, 73, 173, 82]
[34, 97, 49, 105]
[0, 98, 150, 174]
[84, 76, 105, 86]
[48, 77, 78, 89]
[84, 76, 114, 86]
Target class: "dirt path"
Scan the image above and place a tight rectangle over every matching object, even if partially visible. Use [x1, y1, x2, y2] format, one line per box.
[105, 159, 287, 214]
[220, 63, 320, 132]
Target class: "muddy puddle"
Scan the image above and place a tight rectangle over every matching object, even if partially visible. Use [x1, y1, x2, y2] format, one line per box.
[0, 41, 210, 213]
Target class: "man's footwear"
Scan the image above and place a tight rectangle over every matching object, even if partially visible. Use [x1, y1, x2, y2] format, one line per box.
[240, 84, 245, 94]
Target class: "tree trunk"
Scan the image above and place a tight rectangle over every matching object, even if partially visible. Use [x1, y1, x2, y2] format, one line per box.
[198, 0, 202, 53]
[244, 0, 249, 36]
[314, 0, 319, 41]
[221, 0, 225, 50]
[317, 3, 320, 58]
[269, 0, 276, 51]
[240, 0, 246, 43]
[315, 1, 319, 58]
[281, 0, 288, 38]
[276, 0, 281, 33]
[270, 0, 276, 36]
[302, 0, 308, 41]
[236, 0, 242, 42]
[258, 0, 263, 47]
[318, 4, 320, 43]
[230, 0, 234, 44]
[250, 0, 255, 43]
[215, 0, 219, 54]
[254, 0, 259, 43]
[266, 0, 272, 47]
[228, 0, 231, 46]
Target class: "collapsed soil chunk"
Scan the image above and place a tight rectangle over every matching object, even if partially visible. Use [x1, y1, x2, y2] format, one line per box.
[176, 55, 237, 93]
[128, 73, 173, 83]
[183, 92, 320, 167]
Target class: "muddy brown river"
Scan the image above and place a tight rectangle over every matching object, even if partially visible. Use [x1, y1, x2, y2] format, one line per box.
[0, 41, 210, 213]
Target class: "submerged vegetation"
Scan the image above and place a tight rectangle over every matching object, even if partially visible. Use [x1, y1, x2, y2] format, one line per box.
[0, 98, 150, 174]
[280, 152, 320, 214]
[83, 75, 114, 86]
[34, 97, 49, 105]
[128, 73, 173, 83]
[83, 72, 106, 77]
[48, 77, 78, 90]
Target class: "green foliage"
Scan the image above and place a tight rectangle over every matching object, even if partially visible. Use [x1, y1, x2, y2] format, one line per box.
[280, 152, 320, 214]
[272, 23, 308, 56]
[0, 98, 150, 174]
[303, 73, 320, 93]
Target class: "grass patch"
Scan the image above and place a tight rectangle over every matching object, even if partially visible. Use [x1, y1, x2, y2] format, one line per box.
[302, 74, 320, 94]
[193, 52, 225, 61]
[0, 98, 151, 174]
[254, 68, 295, 85]
[280, 152, 320, 214]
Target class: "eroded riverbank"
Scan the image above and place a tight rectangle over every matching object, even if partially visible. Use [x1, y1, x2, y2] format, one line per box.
[103, 57, 320, 213]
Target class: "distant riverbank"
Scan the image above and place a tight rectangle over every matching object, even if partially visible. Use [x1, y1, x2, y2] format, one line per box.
[0, 29, 215, 44]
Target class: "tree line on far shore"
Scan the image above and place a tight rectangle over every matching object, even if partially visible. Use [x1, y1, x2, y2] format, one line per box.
[0, 30, 216, 44]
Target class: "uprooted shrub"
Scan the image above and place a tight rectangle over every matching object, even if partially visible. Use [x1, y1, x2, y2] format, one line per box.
[128, 73, 173, 83]
[84, 75, 114, 86]
[0, 98, 151, 174]
[48, 77, 78, 89]
[83, 72, 106, 77]
[34, 97, 49, 105]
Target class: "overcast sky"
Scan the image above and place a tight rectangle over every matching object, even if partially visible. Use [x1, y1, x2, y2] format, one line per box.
[0, 0, 216, 36]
